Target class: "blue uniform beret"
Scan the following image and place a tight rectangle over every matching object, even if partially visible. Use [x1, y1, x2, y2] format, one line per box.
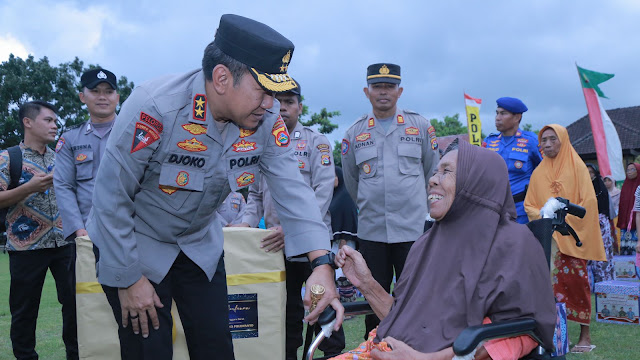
[496, 97, 528, 113]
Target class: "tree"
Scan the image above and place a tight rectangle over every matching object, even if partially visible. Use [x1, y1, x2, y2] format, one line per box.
[0, 54, 134, 148]
[333, 140, 342, 168]
[299, 96, 340, 135]
[429, 114, 467, 136]
[521, 123, 540, 135]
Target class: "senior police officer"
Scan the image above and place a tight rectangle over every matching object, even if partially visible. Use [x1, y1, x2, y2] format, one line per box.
[235, 79, 344, 359]
[86, 14, 342, 360]
[483, 97, 542, 224]
[54, 68, 119, 241]
[341, 63, 439, 339]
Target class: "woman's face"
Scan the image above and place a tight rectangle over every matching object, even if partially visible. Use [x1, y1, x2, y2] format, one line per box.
[428, 150, 458, 221]
[604, 177, 614, 190]
[588, 166, 596, 181]
[334, 175, 339, 188]
[627, 164, 637, 180]
[540, 128, 561, 158]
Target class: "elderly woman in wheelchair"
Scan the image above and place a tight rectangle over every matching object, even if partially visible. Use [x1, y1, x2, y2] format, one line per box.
[332, 141, 556, 360]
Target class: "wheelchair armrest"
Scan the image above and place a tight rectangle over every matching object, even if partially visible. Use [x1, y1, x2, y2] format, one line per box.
[452, 318, 544, 356]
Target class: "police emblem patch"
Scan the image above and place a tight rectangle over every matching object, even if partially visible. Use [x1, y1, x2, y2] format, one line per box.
[356, 133, 371, 142]
[341, 139, 350, 155]
[517, 142, 527, 148]
[236, 172, 255, 187]
[363, 162, 371, 174]
[240, 128, 256, 138]
[131, 122, 161, 153]
[140, 112, 163, 134]
[514, 161, 523, 169]
[55, 137, 65, 152]
[397, 114, 405, 124]
[298, 159, 305, 169]
[232, 139, 257, 152]
[321, 154, 331, 166]
[481, 141, 487, 148]
[316, 144, 330, 152]
[368, 118, 375, 128]
[75, 154, 87, 162]
[177, 138, 208, 152]
[159, 185, 178, 195]
[272, 117, 290, 147]
[405, 127, 419, 135]
[192, 94, 207, 121]
[296, 140, 307, 150]
[182, 123, 207, 135]
[176, 171, 189, 186]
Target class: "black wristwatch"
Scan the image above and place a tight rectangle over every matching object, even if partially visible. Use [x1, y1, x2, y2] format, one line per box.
[310, 252, 338, 270]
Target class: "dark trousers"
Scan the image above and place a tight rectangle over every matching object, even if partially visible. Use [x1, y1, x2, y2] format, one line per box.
[358, 240, 413, 340]
[285, 260, 345, 360]
[102, 252, 234, 360]
[9, 244, 78, 360]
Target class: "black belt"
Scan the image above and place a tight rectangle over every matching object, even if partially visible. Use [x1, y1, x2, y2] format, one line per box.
[513, 186, 528, 203]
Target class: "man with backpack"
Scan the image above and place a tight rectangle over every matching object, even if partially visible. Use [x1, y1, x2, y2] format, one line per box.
[0, 101, 78, 360]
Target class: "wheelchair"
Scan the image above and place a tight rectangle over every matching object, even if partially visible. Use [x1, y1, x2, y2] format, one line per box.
[305, 197, 584, 360]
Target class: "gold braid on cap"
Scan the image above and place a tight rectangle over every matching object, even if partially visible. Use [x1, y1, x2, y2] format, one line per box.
[251, 69, 298, 92]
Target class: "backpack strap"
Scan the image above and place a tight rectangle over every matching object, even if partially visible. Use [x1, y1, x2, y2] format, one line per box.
[7, 145, 22, 190]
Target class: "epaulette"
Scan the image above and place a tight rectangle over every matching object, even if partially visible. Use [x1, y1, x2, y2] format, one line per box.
[403, 109, 419, 115]
[345, 114, 369, 132]
[65, 122, 86, 131]
[486, 132, 500, 138]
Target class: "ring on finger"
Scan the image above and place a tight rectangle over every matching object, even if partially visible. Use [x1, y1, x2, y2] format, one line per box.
[130, 314, 139, 319]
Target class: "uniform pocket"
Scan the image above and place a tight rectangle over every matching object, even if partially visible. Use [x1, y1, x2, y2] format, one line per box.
[157, 164, 205, 210]
[397, 143, 421, 176]
[508, 151, 528, 173]
[74, 150, 94, 181]
[355, 146, 377, 178]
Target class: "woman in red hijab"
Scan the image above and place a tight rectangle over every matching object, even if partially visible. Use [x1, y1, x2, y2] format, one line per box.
[618, 163, 640, 255]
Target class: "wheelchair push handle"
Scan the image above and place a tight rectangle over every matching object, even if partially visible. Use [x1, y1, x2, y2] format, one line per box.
[556, 197, 586, 219]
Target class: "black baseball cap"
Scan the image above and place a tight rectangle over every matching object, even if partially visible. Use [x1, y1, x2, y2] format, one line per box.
[81, 68, 117, 90]
[214, 14, 297, 93]
[367, 63, 401, 85]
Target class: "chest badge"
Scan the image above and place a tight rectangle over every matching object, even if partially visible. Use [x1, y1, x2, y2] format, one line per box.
[232, 139, 257, 152]
[296, 140, 307, 150]
[177, 138, 208, 152]
[176, 171, 189, 186]
[240, 128, 256, 138]
[356, 133, 371, 142]
[405, 127, 419, 135]
[514, 161, 523, 169]
[75, 154, 87, 162]
[182, 123, 207, 135]
[236, 172, 255, 187]
[159, 185, 178, 195]
[362, 162, 371, 174]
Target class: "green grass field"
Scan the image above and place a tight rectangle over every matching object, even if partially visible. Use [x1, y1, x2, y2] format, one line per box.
[1, 252, 639, 359]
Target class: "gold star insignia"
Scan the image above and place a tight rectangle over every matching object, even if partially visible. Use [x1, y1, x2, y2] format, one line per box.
[195, 108, 204, 117]
[195, 97, 205, 108]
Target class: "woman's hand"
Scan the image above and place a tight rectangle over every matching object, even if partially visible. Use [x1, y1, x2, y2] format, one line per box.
[336, 245, 372, 289]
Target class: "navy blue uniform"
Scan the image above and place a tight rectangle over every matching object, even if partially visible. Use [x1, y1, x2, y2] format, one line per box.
[483, 129, 542, 223]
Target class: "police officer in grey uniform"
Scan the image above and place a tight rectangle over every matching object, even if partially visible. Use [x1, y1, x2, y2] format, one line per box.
[54, 68, 119, 241]
[341, 63, 439, 339]
[215, 191, 246, 226]
[237, 79, 344, 359]
[86, 15, 343, 360]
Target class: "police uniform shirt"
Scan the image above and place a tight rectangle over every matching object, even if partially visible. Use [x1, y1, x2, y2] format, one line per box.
[483, 129, 542, 222]
[86, 69, 330, 288]
[215, 191, 246, 225]
[243, 122, 335, 247]
[341, 109, 439, 243]
[54, 120, 114, 240]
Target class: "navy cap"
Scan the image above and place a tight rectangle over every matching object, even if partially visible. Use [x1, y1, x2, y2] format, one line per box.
[496, 97, 528, 113]
[81, 68, 117, 90]
[214, 14, 297, 93]
[367, 63, 401, 84]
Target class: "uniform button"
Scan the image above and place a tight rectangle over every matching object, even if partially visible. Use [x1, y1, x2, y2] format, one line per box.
[115, 275, 121, 281]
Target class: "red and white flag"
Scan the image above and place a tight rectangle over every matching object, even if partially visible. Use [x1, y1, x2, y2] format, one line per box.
[576, 65, 625, 181]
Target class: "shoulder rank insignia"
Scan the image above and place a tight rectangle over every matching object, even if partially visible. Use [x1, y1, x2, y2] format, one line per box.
[192, 94, 207, 121]
[177, 138, 208, 152]
[368, 118, 375, 128]
[182, 123, 207, 135]
[397, 114, 405, 124]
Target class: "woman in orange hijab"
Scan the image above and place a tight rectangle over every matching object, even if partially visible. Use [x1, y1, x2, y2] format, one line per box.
[524, 124, 605, 354]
